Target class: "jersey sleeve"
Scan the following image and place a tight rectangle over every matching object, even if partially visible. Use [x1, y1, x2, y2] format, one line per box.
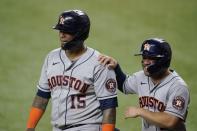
[164, 84, 190, 120]
[93, 65, 117, 100]
[37, 54, 51, 97]
[123, 74, 138, 94]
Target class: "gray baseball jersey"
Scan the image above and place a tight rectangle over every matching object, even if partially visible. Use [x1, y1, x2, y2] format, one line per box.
[37, 47, 117, 129]
[123, 70, 190, 131]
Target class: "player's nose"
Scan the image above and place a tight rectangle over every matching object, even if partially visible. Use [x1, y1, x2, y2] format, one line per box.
[59, 31, 66, 37]
[142, 59, 151, 64]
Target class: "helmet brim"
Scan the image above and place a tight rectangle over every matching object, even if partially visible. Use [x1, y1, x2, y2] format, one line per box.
[134, 52, 164, 58]
[134, 53, 142, 56]
[52, 25, 76, 35]
[52, 24, 62, 30]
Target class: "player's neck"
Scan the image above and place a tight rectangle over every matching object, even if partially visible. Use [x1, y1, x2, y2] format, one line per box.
[65, 45, 87, 61]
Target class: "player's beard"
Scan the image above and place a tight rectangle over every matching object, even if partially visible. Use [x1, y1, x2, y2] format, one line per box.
[61, 40, 84, 51]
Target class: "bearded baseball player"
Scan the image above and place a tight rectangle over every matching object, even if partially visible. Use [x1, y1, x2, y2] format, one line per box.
[99, 38, 190, 131]
[26, 10, 119, 131]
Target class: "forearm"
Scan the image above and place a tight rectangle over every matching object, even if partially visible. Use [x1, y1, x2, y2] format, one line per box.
[138, 108, 179, 128]
[26, 95, 49, 130]
[114, 64, 126, 92]
[32, 95, 49, 110]
[102, 108, 116, 131]
[102, 108, 116, 124]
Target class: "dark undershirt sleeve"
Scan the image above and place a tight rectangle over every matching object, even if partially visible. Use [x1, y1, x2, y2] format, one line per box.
[99, 97, 118, 110]
[114, 64, 126, 92]
[36, 89, 51, 99]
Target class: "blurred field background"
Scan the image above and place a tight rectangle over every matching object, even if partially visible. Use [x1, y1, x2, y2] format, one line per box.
[0, 0, 197, 130]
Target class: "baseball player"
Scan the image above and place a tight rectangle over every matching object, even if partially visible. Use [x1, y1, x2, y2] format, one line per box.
[26, 10, 118, 131]
[99, 38, 190, 131]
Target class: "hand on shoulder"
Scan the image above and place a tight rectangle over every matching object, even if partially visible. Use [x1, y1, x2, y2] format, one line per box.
[98, 54, 118, 69]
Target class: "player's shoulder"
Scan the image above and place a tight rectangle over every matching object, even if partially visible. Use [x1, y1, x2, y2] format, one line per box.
[86, 47, 101, 64]
[48, 48, 61, 55]
[86, 47, 111, 71]
[126, 70, 146, 83]
[170, 70, 189, 91]
[133, 70, 146, 78]
[87, 47, 100, 58]
[46, 48, 61, 58]
[171, 71, 187, 86]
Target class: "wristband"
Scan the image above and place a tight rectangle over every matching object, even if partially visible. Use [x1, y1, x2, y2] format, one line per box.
[27, 107, 44, 128]
[102, 124, 115, 131]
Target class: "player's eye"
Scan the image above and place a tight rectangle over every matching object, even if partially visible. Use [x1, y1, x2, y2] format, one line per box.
[142, 56, 159, 60]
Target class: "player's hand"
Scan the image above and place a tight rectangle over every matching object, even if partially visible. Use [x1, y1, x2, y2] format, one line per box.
[98, 54, 118, 69]
[125, 106, 140, 119]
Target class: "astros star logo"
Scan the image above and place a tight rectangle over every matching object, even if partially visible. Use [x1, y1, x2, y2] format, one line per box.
[59, 16, 73, 25]
[105, 79, 116, 93]
[144, 43, 153, 51]
[59, 16, 65, 25]
[172, 96, 185, 110]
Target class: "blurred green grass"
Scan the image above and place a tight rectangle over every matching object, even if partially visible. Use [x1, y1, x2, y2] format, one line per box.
[0, 0, 196, 130]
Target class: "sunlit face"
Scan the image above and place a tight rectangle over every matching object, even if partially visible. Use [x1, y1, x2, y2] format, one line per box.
[59, 31, 74, 48]
[141, 56, 157, 76]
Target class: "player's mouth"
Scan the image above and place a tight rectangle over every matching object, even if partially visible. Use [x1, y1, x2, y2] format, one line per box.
[60, 41, 67, 46]
[142, 64, 150, 76]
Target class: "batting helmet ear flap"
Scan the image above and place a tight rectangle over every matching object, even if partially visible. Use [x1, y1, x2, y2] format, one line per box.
[147, 56, 168, 76]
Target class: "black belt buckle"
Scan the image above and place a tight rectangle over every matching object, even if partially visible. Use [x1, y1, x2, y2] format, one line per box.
[58, 124, 86, 130]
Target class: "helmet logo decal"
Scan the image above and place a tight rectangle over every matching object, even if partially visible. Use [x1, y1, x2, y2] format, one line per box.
[59, 16, 72, 25]
[144, 43, 153, 51]
[59, 16, 65, 25]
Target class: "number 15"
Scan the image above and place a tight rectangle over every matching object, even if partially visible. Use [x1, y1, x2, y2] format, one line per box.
[70, 94, 86, 109]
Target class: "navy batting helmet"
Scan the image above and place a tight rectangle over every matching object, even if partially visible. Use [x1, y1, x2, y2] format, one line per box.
[53, 10, 90, 50]
[135, 38, 172, 77]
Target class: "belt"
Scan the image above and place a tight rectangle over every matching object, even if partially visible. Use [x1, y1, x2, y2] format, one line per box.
[58, 124, 86, 130]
